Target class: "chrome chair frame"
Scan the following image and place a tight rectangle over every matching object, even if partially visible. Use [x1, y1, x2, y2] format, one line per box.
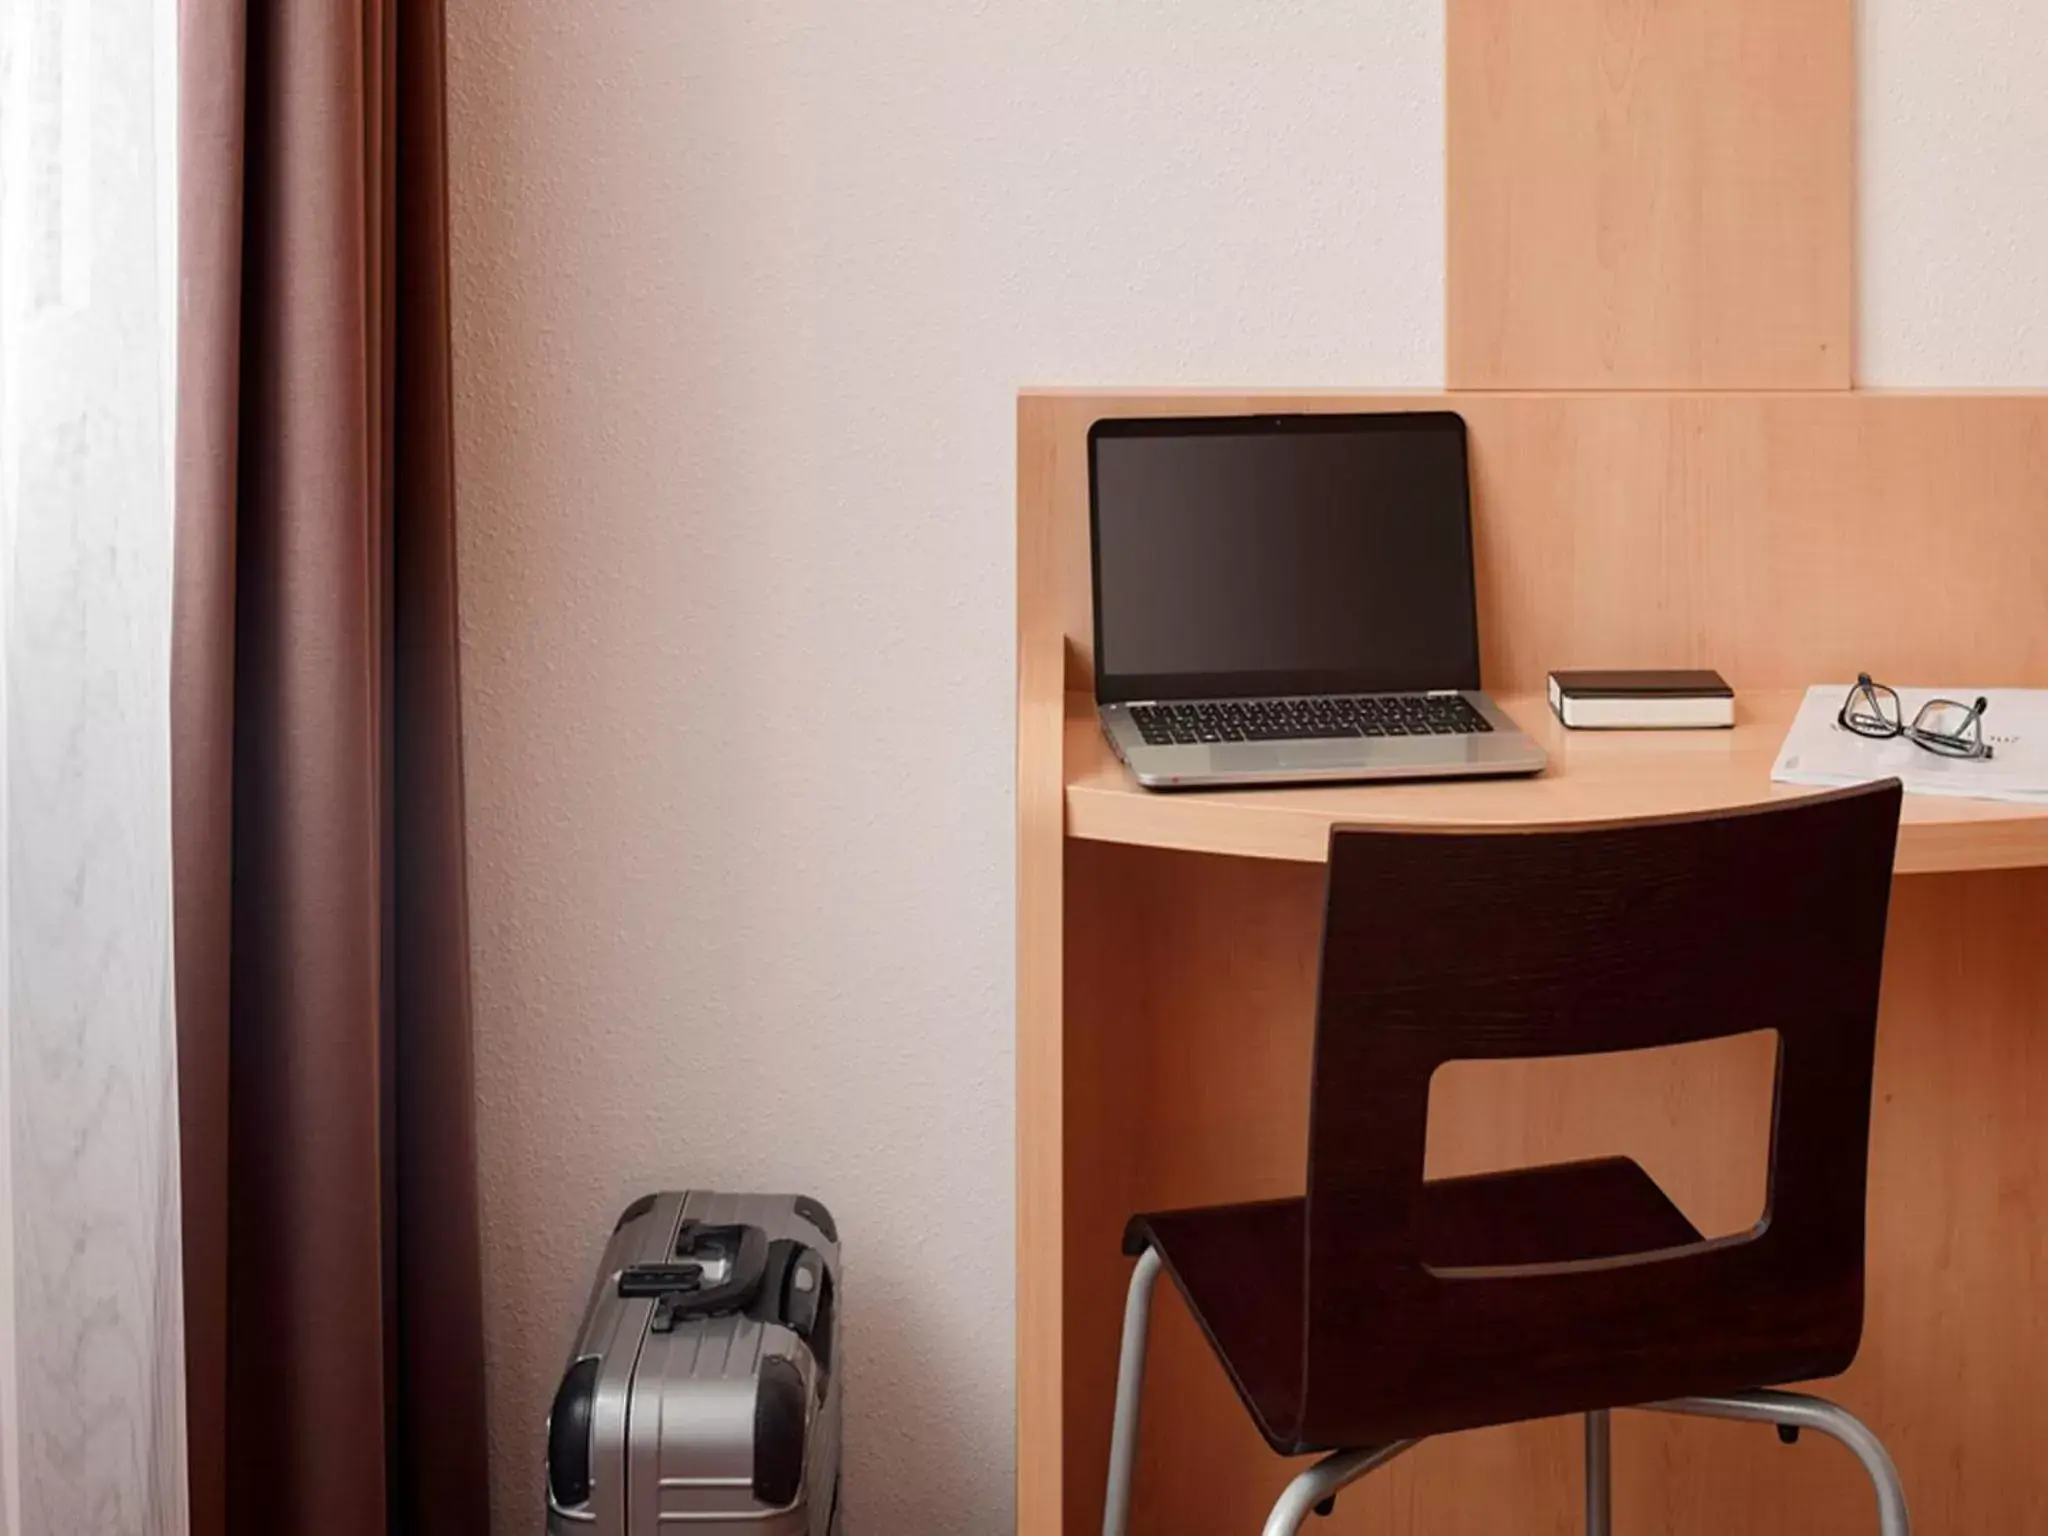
[1102, 1247, 1911, 1536]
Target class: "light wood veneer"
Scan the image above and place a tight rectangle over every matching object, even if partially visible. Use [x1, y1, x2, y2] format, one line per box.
[1022, 390, 2048, 700]
[1065, 690, 2048, 874]
[1447, 0, 1855, 388]
[1019, 390, 2048, 1536]
[1070, 852, 2048, 1535]
[1019, 0, 2048, 1511]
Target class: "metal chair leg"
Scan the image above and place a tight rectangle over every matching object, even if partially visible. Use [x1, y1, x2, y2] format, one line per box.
[1259, 1442, 1417, 1536]
[1585, 1409, 1612, 1536]
[1644, 1389, 1910, 1536]
[1104, 1249, 1413, 1536]
[1102, 1248, 1163, 1536]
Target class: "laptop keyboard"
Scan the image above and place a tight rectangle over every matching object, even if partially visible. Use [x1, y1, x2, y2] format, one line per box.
[1130, 694, 1493, 746]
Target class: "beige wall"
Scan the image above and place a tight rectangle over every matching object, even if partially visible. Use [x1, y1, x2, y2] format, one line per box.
[443, 4, 1441, 1528]
[442, 1, 2048, 1530]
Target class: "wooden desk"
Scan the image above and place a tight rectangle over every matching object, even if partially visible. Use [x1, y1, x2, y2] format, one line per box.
[1019, 390, 2048, 1536]
[1066, 690, 2048, 874]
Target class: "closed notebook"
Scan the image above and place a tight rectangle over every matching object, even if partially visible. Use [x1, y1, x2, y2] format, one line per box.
[1548, 669, 1735, 730]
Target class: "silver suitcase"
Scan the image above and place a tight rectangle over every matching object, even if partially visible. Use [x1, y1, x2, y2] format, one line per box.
[546, 1191, 842, 1535]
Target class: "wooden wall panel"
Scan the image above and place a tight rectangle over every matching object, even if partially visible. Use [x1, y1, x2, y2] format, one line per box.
[1121, 851, 1324, 1535]
[1088, 852, 2048, 1535]
[1466, 392, 2048, 691]
[1446, 0, 1855, 389]
[1023, 391, 2048, 699]
[1060, 840, 1166, 1536]
[1426, 1032, 1778, 1241]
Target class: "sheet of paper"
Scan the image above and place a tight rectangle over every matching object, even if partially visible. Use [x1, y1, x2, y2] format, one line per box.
[1771, 685, 2048, 804]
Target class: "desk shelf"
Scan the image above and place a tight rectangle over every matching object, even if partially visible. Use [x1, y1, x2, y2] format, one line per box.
[1065, 691, 2048, 875]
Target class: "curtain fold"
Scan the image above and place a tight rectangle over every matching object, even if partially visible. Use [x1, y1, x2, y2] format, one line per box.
[171, 0, 490, 1531]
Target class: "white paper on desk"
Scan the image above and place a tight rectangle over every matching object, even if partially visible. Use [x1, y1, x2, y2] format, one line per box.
[1772, 685, 2048, 804]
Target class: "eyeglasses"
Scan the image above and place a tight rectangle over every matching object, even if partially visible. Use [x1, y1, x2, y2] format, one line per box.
[1838, 674, 1995, 761]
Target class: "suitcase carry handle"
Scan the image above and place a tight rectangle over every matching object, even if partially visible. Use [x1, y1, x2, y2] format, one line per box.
[617, 1222, 770, 1319]
[756, 1240, 836, 1374]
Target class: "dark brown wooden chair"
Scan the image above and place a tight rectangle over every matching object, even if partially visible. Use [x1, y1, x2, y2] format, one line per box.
[1102, 782, 1909, 1536]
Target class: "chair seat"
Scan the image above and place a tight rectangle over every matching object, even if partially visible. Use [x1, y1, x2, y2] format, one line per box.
[1124, 1156, 1704, 1452]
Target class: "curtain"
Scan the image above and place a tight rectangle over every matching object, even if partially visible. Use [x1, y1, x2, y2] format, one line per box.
[171, 0, 490, 1532]
[0, 0, 188, 1529]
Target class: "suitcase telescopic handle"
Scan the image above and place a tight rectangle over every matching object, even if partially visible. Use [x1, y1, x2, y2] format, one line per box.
[616, 1222, 771, 1317]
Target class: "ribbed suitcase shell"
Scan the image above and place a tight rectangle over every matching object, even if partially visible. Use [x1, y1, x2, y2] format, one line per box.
[546, 1191, 842, 1535]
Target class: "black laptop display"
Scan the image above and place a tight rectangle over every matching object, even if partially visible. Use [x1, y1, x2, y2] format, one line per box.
[1086, 412, 1545, 789]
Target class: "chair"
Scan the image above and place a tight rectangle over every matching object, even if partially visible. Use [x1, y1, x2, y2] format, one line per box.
[1102, 782, 1909, 1536]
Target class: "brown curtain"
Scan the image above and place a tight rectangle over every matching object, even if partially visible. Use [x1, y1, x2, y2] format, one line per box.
[171, 1, 490, 1533]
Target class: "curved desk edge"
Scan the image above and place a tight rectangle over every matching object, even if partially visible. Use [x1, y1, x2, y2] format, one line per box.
[1064, 692, 2048, 875]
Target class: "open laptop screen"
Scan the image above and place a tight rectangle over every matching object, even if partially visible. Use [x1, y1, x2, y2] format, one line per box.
[1088, 413, 1482, 704]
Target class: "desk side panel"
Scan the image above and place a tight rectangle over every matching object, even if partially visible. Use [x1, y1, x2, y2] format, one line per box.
[1016, 395, 1067, 1535]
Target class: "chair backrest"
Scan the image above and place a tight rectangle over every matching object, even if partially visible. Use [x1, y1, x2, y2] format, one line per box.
[1297, 782, 1902, 1448]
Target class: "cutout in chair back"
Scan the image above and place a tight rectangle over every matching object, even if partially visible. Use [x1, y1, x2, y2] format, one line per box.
[1424, 1027, 1778, 1249]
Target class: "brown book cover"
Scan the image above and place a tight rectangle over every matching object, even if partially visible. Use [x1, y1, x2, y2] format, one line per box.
[1549, 669, 1733, 699]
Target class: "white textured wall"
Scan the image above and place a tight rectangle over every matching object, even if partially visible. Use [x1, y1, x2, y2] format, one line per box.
[444, 4, 1441, 1529]
[1859, 3, 2048, 384]
[444, 2, 2048, 1529]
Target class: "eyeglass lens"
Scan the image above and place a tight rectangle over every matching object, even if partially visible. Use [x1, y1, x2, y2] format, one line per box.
[1841, 677, 1902, 737]
[1838, 674, 1993, 760]
[1908, 699, 1986, 756]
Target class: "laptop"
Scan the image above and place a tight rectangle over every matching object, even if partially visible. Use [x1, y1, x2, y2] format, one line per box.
[1088, 411, 1548, 789]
